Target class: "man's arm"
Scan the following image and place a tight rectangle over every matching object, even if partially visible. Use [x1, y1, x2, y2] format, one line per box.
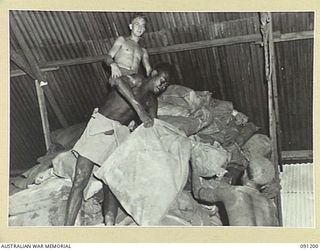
[104, 36, 125, 78]
[142, 48, 152, 77]
[111, 76, 154, 127]
[146, 94, 158, 119]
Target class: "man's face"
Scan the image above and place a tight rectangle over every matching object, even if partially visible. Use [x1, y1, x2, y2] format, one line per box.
[153, 72, 170, 94]
[130, 17, 146, 37]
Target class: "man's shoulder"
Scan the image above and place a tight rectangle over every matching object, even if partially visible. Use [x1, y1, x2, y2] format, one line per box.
[141, 47, 148, 54]
[114, 36, 126, 44]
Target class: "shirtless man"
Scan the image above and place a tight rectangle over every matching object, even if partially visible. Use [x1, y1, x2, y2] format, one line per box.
[191, 164, 278, 226]
[103, 14, 152, 79]
[64, 63, 174, 226]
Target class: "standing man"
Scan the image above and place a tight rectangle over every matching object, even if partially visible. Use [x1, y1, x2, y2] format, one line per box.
[64, 63, 174, 226]
[103, 13, 152, 79]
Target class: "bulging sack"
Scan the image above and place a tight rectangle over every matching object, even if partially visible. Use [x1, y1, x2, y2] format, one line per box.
[248, 154, 275, 186]
[94, 119, 192, 225]
[190, 141, 228, 178]
[243, 134, 272, 158]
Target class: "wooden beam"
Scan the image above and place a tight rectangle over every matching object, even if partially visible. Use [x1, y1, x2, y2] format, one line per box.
[11, 19, 54, 148]
[260, 12, 283, 227]
[10, 66, 60, 78]
[35, 80, 51, 150]
[281, 150, 313, 161]
[10, 19, 44, 81]
[276, 30, 314, 43]
[42, 55, 107, 69]
[147, 30, 312, 55]
[32, 30, 313, 72]
[11, 16, 68, 128]
[10, 57, 68, 128]
[271, 35, 283, 172]
[148, 33, 271, 55]
[10, 49, 39, 80]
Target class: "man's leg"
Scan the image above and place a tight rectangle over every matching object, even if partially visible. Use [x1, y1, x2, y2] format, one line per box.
[64, 155, 94, 226]
[103, 184, 119, 226]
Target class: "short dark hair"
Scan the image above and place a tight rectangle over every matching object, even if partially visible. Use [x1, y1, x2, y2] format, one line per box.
[130, 13, 147, 23]
[154, 62, 176, 82]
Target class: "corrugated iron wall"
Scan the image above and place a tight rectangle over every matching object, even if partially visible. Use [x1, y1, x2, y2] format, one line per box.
[280, 163, 314, 227]
[9, 11, 314, 172]
[275, 39, 313, 151]
[272, 12, 314, 151]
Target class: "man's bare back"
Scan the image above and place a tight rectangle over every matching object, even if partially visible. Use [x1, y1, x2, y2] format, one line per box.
[191, 163, 278, 226]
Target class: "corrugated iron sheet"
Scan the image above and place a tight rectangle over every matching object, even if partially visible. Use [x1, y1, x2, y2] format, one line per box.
[10, 75, 47, 171]
[275, 39, 313, 150]
[280, 163, 314, 227]
[9, 11, 314, 171]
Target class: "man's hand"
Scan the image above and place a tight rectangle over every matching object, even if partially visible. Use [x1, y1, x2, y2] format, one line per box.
[111, 63, 122, 78]
[139, 110, 154, 128]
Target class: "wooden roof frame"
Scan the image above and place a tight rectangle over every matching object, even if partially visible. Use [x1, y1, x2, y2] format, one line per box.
[10, 17, 69, 150]
[10, 30, 313, 78]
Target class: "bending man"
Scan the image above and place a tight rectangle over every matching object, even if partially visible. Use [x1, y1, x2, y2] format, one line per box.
[64, 63, 174, 226]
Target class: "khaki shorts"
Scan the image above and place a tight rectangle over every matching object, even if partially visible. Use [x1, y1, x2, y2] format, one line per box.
[72, 109, 130, 166]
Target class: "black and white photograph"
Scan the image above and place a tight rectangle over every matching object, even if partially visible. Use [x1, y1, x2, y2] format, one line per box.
[8, 9, 315, 231]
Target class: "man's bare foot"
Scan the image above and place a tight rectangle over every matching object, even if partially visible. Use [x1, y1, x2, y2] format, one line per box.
[104, 213, 116, 226]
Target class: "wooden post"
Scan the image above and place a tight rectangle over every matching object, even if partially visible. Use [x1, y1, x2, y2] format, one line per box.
[270, 32, 283, 173]
[10, 48, 53, 150]
[35, 80, 51, 150]
[260, 12, 283, 226]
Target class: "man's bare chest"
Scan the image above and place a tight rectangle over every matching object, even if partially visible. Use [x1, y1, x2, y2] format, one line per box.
[120, 41, 143, 57]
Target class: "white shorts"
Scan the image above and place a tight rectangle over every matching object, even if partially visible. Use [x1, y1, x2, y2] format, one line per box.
[72, 109, 130, 166]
